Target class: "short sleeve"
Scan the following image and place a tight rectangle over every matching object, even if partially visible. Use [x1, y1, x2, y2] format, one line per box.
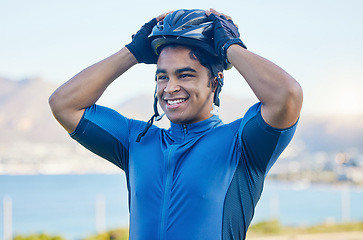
[238, 102, 298, 175]
[70, 104, 131, 171]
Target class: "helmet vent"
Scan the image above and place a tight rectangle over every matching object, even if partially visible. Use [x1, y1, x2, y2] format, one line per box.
[172, 10, 186, 25]
[181, 25, 192, 30]
[149, 9, 218, 57]
[186, 16, 206, 26]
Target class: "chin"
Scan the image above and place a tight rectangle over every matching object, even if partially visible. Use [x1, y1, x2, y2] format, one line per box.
[165, 114, 189, 125]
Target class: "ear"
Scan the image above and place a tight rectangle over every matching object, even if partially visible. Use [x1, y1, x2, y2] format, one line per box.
[211, 72, 224, 92]
[217, 72, 224, 81]
[210, 78, 218, 92]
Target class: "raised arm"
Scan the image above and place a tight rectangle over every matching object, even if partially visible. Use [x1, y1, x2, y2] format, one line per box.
[49, 14, 167, 133]
[48, 48, 137, 133]
[207, 8, 303, 129]
[227, 46, 303, 128]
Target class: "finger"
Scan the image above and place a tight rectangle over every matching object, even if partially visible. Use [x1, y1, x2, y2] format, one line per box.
[209, 8, 219, 14]
[156, 12, 167, 22]
[209, 8, 221, 16]
[209, 8, 232, 20]
[156, 11, 173, 21]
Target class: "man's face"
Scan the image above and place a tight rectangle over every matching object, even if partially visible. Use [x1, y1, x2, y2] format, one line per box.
[156, 46, 215, 125]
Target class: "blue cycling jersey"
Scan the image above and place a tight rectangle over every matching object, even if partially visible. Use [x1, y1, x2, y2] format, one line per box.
[71, 102, 297, 240]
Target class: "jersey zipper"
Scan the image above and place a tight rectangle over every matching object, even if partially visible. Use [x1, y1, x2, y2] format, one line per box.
[183, 124, 188, 140]
[159, 144, 176, 240]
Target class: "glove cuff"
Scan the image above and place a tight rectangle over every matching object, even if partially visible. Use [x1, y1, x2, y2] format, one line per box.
[221, 39, 247, 59]
[221, 39, 247, 69]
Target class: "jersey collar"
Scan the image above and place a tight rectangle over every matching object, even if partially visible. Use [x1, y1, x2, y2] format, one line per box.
[168, 115, 223, 141]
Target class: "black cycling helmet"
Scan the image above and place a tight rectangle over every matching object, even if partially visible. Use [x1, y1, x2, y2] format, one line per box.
[149, 9, 217, 58]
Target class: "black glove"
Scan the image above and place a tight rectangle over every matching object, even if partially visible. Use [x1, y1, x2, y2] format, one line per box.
[208, 14, 247, 69]
[126, 18, 158, 64]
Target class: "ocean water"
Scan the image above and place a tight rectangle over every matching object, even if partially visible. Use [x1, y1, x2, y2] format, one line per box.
[0, 174, 129, 240]
[1, 174, 363, 240]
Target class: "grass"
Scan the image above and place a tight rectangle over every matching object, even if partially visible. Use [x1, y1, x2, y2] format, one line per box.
[12, 220, 363, 240]
[247, 219, 363, 237]
[83, 228, 129, 240]
[84, 220, 363, 239]
[13, 233, 65, 240]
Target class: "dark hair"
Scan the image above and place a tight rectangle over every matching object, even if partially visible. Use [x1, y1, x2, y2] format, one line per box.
[159, 44, 224, 80]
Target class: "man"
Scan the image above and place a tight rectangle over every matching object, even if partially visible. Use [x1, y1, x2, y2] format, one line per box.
[49, 8, 303, 240]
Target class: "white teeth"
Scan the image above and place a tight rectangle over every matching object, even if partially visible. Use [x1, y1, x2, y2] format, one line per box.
[167, 99, 186, 105]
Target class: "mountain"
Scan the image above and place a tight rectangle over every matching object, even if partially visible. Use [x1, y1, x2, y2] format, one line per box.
[1, 76, 363, 175]
[0, 77, 70, 143]
[1, 76, 362, 153]
[295, 114, 363, 152]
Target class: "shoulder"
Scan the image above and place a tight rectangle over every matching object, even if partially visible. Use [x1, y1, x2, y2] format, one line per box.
[239, 102, 298, 135]
[73, 104, 162, 141]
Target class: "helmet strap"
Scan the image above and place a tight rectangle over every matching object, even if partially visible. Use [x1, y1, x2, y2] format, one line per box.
[213, 75, 224, 107]
[136, 85, 164, 142]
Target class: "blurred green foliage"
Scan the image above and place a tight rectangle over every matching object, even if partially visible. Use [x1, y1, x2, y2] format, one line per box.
[13, 233, 65, 240]
[12, 220, 363, 240]
[83, 228, 129, 240]
[248, 219, 282, 234]
[304, 221, 363, 233]
[247, 219, 363, 237]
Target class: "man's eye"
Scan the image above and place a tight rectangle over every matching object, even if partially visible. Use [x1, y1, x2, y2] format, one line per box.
[157, 75, 168, 81]
[180, 74, 193, 79]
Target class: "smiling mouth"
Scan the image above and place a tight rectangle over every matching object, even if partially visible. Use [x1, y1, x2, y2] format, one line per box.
[165, 98, 187, 105]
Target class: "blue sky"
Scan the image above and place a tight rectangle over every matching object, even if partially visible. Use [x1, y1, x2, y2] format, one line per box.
[1, 0, 363, 116]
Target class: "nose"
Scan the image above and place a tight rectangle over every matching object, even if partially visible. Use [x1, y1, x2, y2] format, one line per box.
[164, 77, 180, 94]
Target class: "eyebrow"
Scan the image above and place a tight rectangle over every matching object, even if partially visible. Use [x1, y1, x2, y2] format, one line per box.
[155, 67, 197, 75]
[155, 69, 166, 75]
[175, 67, 197, 74]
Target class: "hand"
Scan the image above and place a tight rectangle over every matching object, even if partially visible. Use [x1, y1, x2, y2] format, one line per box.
[125, 13, 168, 64]
[206, 8, 247, 69]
